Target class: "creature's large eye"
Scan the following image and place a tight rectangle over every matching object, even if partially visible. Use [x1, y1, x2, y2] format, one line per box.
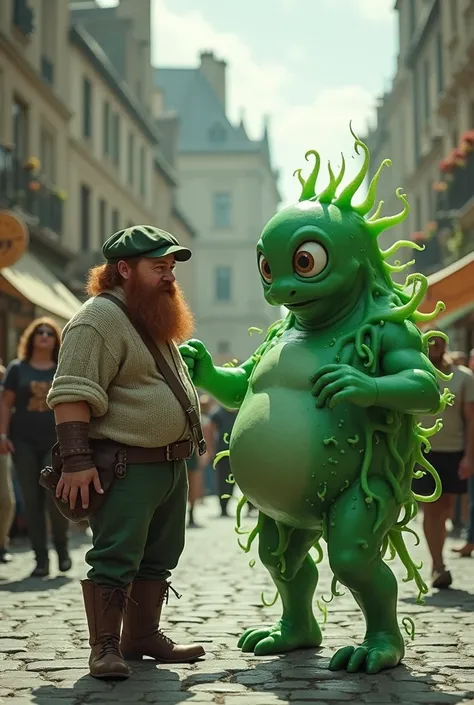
[258, 253, 272, 283]
[293, 242, 328, 278]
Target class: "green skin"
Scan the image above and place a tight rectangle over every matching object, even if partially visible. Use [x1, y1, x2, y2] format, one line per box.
[180, 140, 449, 674]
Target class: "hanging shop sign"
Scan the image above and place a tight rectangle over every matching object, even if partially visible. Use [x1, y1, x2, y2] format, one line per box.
[0, 210, 28, 268]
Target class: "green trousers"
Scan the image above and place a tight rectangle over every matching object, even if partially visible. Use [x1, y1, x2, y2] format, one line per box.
[87, 460, 188, 587]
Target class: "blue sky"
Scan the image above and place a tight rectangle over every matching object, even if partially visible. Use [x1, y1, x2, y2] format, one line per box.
[102, 0, 398, 206]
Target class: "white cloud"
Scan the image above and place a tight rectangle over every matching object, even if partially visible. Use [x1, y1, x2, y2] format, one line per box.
[335, 0, 394, 22]
[149, 1, 377, 206]
[274, 86, 377, 206]
[151, 0, 289, 140]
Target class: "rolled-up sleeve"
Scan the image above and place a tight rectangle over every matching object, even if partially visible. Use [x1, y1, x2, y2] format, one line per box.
[47, 324, 120, 417]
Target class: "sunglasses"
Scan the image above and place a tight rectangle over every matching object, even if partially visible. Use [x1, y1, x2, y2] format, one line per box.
[35, 328, 55, 338]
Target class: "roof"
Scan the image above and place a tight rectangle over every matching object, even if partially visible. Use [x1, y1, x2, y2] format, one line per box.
[70, 25, 161, 146]
[154, 68, 265, 154]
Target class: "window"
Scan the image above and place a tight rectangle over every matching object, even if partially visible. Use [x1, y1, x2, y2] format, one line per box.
[83, 77, 92, 139]
[436, 33, 444, 94]
[213, 192, 232, 228]
[217, 341, 230, 354]
[415, 195, 422, 232]
[99, 199, 107, 241]
[209, 122, 226, 143]
[80, 184, 91, 251]
[450, 0, 458, 33]
[40, 0, 55, 86]
[215, 267, 232, 302]
[13, 0, 34, 36]
[452, 128, 459, 148]
[12, 97, 28, 161]
[427, 182, 433, 221]
[112, 113, 120, 167]
[422, 60, 430, 122]
[139, 145, 146, 197]
[39, 126, 55, 183]
[112, 208, 120, 233]
[128, 131, 135, 185]
[412, 68, 420, 161]
[103, 101, 110, 157]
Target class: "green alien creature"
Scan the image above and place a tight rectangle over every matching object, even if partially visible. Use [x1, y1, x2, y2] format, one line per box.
[180, 126, 453, 674]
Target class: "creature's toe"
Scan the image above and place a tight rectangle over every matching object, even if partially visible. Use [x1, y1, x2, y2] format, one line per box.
[329, 645, 354, 671]
[347, 646, 368, 673]
[254, 635, 280, 656]
[237, 629, 255, 649]
[330, 633, 403, 673]
[240, 629, 271, 653]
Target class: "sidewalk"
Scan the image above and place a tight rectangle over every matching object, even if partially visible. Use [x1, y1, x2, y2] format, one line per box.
[0, 498, 474, 705]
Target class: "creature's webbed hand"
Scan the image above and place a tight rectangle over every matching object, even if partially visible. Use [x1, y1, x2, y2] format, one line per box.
[179, 339, 217, 390]
[311, 364, 377, 409]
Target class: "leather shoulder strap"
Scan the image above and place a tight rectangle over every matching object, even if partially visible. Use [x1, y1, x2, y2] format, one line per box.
[98, 293, 206, 454]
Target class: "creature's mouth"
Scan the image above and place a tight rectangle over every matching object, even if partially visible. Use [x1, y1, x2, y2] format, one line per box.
[285, 297, 319, 309]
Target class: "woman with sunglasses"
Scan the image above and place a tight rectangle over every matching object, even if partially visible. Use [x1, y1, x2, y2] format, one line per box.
[0, 318, 71, 577]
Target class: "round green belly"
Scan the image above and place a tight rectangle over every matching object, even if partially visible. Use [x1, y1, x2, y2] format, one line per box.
[229, 388, 365, 530]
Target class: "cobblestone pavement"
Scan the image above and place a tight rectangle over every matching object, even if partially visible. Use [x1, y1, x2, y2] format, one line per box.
[1, 498, 474, 705]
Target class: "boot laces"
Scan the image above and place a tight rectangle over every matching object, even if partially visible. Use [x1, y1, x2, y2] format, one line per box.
[100, 586, 136, 613]
[160, 582, 182, 606]
[156, 628, 176, 647]
[99, 634, 121, 658]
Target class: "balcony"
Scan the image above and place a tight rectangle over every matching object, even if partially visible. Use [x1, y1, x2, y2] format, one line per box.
[441, 149, 474, 215]
[13, 0, 35, 37]
[0, 145, 64, 237]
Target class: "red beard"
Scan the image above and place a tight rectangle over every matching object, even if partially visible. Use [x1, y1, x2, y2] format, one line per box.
[125, 276, 194, 344]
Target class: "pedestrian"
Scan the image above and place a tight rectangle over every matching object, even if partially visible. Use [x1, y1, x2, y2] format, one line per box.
[469, 348, 474, 374]
[0, 358, 15, 563]
[209, 404, 245, 517]
[451, 351, 468, 367]
[47, 226, 206, 680]
[0, 319, 71, 577]
[414, 334, 474, 588]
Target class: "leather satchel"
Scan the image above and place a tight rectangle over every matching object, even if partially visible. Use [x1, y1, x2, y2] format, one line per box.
[39, 439, 126, 523]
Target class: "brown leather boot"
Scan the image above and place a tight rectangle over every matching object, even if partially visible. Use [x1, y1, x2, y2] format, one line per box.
[81, 579, 131, 679]
[121, 579, 205, 663]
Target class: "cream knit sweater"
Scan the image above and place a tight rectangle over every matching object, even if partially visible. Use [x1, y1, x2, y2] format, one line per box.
[47, 288, 199, 448]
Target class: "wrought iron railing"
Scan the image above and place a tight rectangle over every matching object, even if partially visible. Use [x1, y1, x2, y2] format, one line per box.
[0, 145, 63, 236]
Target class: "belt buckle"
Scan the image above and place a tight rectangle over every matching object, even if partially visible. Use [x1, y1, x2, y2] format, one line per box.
[165, 444, 173, 462]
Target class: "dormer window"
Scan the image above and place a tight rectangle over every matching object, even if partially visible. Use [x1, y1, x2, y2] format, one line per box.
[209, 123, 226, 143]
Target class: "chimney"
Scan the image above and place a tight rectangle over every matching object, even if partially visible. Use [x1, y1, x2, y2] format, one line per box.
[199, 51, 227, 111]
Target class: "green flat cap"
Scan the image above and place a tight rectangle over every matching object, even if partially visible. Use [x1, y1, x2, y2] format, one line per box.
[102, 225, 192, 263]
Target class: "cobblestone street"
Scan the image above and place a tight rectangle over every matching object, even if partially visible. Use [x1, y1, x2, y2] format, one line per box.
[1, 498, 474, 705]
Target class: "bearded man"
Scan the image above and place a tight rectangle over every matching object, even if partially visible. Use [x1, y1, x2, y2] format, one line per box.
[47, 226, 205, 680]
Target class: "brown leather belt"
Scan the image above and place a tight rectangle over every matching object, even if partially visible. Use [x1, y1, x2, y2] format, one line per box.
[90, 438, 194, 466]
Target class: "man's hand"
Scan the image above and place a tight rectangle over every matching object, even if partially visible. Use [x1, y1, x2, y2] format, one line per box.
[179, 339, 217, 389]
[459, 456, 474, 480]
[0, 438, 14, 455]
[56, 467, 103, 510]
[311, 364, 378, 409]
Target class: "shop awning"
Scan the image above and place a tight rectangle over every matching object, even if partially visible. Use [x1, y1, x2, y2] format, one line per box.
[1, 251, 82, 322]
[418, 251, 474, 329]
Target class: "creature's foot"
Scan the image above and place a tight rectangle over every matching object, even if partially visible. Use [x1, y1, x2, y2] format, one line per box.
[329, 631, 404, 674]
[238, 618, 322, 656]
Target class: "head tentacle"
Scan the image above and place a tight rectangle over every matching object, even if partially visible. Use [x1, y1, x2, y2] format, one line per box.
[354, 159, 392, 217]
[297, 150, 321, 201]
[366, 188, 410, 237]
[333, 123, 369, 209]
